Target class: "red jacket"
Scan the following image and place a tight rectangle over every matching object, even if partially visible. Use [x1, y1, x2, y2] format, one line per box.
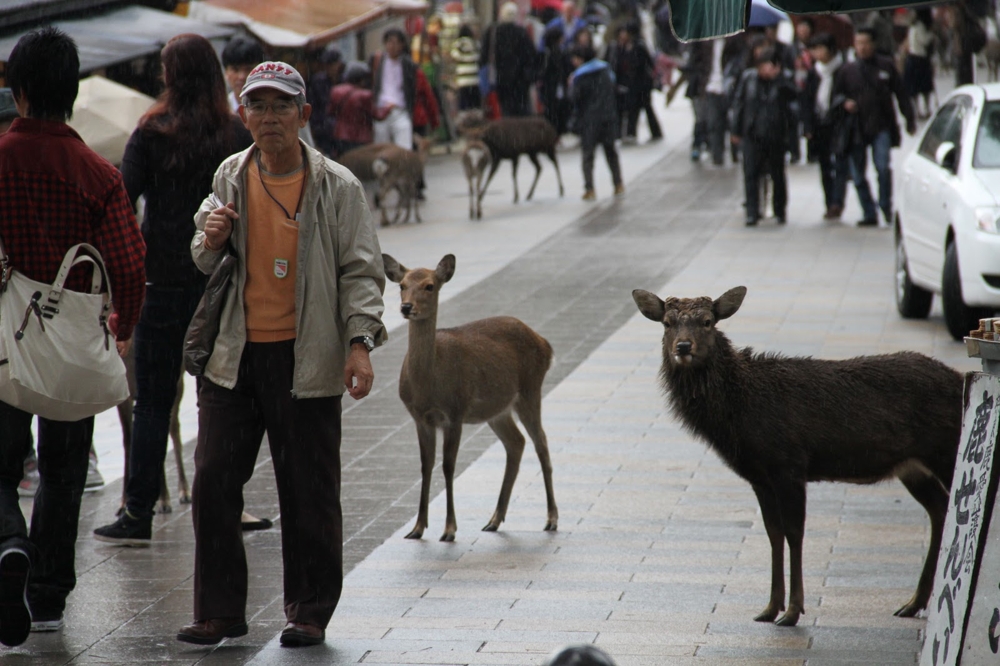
[0, 119, 146, 340]
[328, 83, 375, 145]
[412, 69, 440, 130]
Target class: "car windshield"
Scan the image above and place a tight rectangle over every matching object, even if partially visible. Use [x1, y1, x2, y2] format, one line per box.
[974, 101, 1000, 168]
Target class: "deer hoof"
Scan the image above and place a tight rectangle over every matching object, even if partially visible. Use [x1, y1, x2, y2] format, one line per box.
[157, 503, 173, 514]
[774, 607, 802, 627]
[404, 527, 424, 540]
[543, 520, 557, 532]
[179, 494, 192, 505]
[753, 604, 782, 623]
[894, 597, 923, 617]
[482, 522, 499, 532]
[439, 533, 456, 542]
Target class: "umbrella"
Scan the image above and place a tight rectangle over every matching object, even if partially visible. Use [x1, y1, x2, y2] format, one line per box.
[665, 0, 946, 41]
[749, 0, 789, 27]
[532, 0, 563, 12]
[68, 76, 155, 167]
[791, 13, 854, 50]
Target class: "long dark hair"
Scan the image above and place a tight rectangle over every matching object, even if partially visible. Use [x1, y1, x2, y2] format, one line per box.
[139, 33, 233, 171]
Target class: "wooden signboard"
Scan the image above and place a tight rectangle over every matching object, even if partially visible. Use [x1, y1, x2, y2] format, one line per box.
[921, 373, 1000, 666]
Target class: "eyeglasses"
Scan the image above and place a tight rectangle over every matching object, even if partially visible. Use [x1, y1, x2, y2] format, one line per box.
[244, 99, 299, 117]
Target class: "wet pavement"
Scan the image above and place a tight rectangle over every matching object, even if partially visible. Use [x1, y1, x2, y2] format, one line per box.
[7, 86, 983, 665]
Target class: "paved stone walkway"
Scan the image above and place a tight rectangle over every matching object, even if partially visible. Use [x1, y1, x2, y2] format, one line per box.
[7, 86, 982, 664]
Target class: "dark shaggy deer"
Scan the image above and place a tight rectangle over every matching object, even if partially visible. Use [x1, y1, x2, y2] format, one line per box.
[383, 253, 558, 542]
[632, 285, 963, 627]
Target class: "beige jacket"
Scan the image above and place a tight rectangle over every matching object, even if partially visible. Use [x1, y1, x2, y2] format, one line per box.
[192, 142, 386, 398]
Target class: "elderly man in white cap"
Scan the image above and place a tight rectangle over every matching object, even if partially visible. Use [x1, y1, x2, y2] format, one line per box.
[177, 61, 386, 648]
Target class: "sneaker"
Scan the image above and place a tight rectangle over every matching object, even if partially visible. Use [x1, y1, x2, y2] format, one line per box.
[30, 614, 63, 632]
[17, 457, 39, 498]
[614, 184, 626, 196]
[93, 512, 151, 547]
[857, 218, 878, 227]
[84, 456, 104, 492]
[690, 148, 701, 161]
[0, 548, 31, 647]
[582, 190, 596, 201]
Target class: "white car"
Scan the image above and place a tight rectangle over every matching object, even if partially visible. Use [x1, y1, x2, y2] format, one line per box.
[895, 83, 1000, 340]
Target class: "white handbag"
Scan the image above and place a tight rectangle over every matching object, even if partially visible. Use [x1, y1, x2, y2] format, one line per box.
[0, 239, 129, 421]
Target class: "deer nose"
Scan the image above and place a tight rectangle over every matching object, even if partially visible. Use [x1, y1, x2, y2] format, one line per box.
[676, 341, 692, 356]
[400, 303, 413, 316]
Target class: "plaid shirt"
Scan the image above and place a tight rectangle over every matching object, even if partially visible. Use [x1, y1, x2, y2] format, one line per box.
[0, 118, 145, 340]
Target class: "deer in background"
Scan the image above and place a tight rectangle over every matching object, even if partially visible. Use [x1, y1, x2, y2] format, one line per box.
[382, 253, 558, 542]
[461, 138, 491, 219]
[632, 285, 963, 627]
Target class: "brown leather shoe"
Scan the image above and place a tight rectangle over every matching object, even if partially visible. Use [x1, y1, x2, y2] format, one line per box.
[176, 618, 248, 645]
[279, 622, 325, 647]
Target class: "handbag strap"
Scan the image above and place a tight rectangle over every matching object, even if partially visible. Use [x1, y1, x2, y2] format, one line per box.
[48, 243, 112, 311]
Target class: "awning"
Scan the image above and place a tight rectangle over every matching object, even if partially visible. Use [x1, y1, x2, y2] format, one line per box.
[0, 5, 235, 74]
[666, 0, 937, 41]
[189, 0, 429, 49]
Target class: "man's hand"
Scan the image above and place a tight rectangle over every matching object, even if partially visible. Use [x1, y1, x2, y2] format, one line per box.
[844, 99, 857, 113]
[344, 345, 374, 400]
[730, 135, 742, 146]
[204, 202, 238, 251]
[116, 338, 132, 358]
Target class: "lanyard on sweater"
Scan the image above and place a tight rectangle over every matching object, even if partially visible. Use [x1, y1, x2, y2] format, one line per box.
[255, 151, 305, 222]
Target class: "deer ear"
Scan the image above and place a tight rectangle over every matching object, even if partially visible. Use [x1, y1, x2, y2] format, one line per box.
[436, 254, 456, 283]
[382, 254, 407, 283]
[714, 286, 747, 320]
[632, 289, 665, 322]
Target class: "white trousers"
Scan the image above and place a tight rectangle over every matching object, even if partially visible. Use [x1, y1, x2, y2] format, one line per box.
[373, 106, 413, 149]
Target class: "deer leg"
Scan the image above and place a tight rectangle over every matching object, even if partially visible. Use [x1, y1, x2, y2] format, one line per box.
[895, 467, 950, 617]
[525, 153, 543, 201]
[406, 422, 436, 540]
[751, 483, 787, 623]
[440, 423, 464, 542]
[483, 413, 526, 533]
[475, 170, 487, 219]
[411, 182, 421, 223]
[510, 156, 521, 203]
[467, 176, 475, 219]
[170, 374, 189, 504]
[546, 149, 564, 197]
[514, 395, 557, 531]
[772, 481, 807, 627]
[158, 467, 171, 514]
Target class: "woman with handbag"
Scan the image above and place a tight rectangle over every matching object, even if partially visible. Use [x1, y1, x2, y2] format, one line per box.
[92, 34, 253, 547]
[0, 27, 146, 645]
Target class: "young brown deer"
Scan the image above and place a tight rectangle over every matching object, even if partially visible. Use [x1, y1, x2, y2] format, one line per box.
[632, 286, 963, 627]
[382, 253, 558, 542]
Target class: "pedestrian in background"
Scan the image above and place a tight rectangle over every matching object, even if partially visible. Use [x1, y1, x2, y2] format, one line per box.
[481, 2, 537, 117]
[371, 28, 418, 149]
[92, 34, 253, 548]
[539, 25, 570, 135]
[903, 9, 936, 120]
[222, 35, 265, 114]
[0, 27, 145, 644]
[450, 24, 482, 111]
[307, 43, 344, 156]
[329, 62, 377, 156]
[178, 61, 386, 649]
[605, 22, 661, 144]
[569, 44, 624, 201]
[730, 47, 798, 226]
[833, 27, 915, 226]
[542, 0, 587, 50]
[803, 32, 848, 220]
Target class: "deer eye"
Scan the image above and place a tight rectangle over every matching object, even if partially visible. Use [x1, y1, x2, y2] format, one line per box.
[704, 319, 713, 328]
[425, 284, 435, 292]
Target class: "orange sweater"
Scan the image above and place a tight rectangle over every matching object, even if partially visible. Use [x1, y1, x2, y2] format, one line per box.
[244, 159, 303, 342]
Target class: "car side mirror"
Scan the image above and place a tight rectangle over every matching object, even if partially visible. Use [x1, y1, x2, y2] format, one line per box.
[935, 141, 958, 174]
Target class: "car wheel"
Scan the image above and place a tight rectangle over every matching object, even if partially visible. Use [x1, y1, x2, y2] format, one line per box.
[942, 241, 991, 341]
[894, 228, 932, 319]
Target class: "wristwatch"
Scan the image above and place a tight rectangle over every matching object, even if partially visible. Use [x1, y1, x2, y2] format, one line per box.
[350, 335, 375, 352]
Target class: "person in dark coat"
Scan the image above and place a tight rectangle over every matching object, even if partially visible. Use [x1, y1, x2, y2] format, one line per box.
[802, 32, 848, 220]
[730, 47, 798, 226]
[480, 2, 537, 117]
[539, 25, 570, 135]
[569, 44, 624, 201]
[306, 44, 343, 156]
[604, 22, 661, 144]
[832, 27, 916, 226]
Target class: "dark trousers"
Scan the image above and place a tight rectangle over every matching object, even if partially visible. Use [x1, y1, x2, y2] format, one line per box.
[623, 93, 662, 140]
[813, 124, 848, 211]
[498, 87, 530, 117]
[125, 284, 203, 519]
[0, 402, 92, 617]
[581, 124, 622, 191]
[847, 130, 892, 222]
[192, 340, 343, 628]
[705, 93, 729, 165]
[743, 136, 787, 219]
